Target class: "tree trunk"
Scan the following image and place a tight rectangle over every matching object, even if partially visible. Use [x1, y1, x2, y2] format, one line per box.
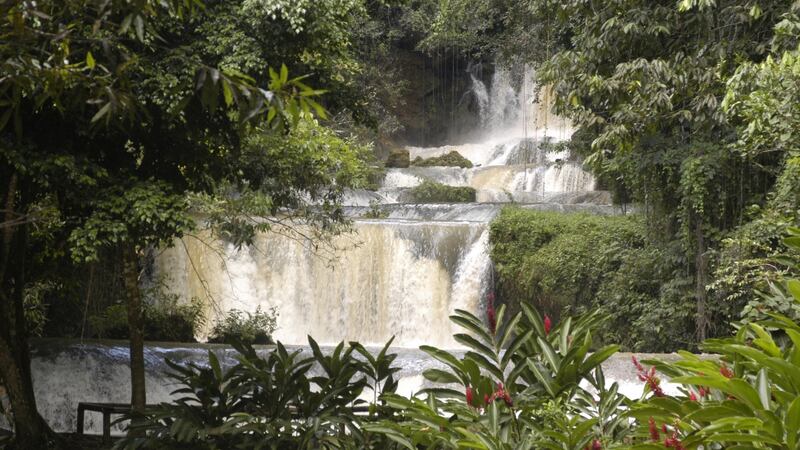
[121, 243, 146, 433]
[694, 216, 709, 342]
[0, 333, 52, 449]
[0, 175, 55, 449]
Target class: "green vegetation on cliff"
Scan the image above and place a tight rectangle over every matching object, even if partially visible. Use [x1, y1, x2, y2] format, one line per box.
[408, 180, 477, 203]
[412, 151, 473, 168]
[490, 208, 695, 352]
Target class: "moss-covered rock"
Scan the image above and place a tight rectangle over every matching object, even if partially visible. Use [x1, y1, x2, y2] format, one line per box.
[408, 180, 476, 203]
[411, 151, 473, 168]
[386, 148, 410, 168]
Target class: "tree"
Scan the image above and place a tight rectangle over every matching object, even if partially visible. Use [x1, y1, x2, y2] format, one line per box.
[1, 0, 370, 447]
[525, 0, 796, 341]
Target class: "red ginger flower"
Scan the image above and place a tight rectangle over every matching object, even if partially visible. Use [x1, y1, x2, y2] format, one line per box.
[634, 359, 665, 397]
[486, 382, 513, 407]
[544, 315, 552, 335]
[720, 364, 734, 379]
[587, 439, 602, 450]
[466, 386, 475, 407]
[689, 391, 697, 401]
[648, 417, 660, 442]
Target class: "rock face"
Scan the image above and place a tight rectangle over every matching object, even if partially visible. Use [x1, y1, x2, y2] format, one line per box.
[386, 148, 410, 168]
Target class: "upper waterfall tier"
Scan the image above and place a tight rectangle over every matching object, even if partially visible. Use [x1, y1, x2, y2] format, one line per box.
[347, 137, 604, 206]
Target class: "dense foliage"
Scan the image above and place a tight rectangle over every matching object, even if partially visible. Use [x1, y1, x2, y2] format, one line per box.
[412, 151, 474, 168]
[420, 0, 800, 346]
[490, 208, 696, 352]
[528, 0, 800, 343]
[116, 338, 400, 449]
[207, 307, 278, 346]
[88, 297, 204, 343]
[408, 181, 477, 203]
[0, 0, 378, 446]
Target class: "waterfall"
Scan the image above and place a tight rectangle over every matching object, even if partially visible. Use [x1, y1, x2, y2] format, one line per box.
[151, 62, 608, 350]
[157, 222, 490, 348]
[469, 74, 490, 122]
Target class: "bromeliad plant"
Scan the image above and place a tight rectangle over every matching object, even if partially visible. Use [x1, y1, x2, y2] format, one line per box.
[365, 299, 633, 449]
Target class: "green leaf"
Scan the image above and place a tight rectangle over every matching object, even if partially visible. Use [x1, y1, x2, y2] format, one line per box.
[420, 345, 466, 382]
[423, 368, 462, 385]
[91, 103, 111, 123]
[86, 51, 95, 69]
[280, 64, 289, 84]
[787, 279, 800, 302]
[757, 368, 770, 410]
[580, 345, 620, 374]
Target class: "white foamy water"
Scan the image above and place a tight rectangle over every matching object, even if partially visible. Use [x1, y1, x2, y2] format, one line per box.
[156, 221, 490, 349]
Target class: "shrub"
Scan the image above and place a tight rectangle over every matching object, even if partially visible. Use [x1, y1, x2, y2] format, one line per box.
[116, 337, 400, 449]
[361, 200, 389, 219]
[411, 150, 473, 168]
[88, 295, 204, 342]
[364, 304, 629, 449]
[408, 180, 476, 203]
[207, 307, 278, 345]
[385, 148, 410, 168]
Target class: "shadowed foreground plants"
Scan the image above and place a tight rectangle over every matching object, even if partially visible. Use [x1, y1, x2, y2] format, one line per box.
[114, 337, 400, 450]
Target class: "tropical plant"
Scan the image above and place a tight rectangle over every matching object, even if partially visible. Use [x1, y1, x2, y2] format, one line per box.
[408, 181, 477, 203]
[628, 227, 800, 449]
[116, 337, 400, 450]
[207, 308, 278, 346]
[365, 300, 630, 449]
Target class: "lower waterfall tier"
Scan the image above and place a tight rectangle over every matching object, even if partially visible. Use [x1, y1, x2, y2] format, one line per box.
[155, 221, 492, 348]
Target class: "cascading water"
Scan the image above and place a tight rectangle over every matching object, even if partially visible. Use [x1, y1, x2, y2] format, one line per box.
[156, 222, 490, 348]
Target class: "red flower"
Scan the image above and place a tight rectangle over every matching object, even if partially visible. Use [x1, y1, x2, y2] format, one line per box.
[720, 364, 734, 379]
[648, 417, 659, 442]
[591, 439, 602, 450]
[689, 391, 697, 402]
[486, 382, 513, 407]
[634, 359, 665, 397]
[544, 315, 552, 335]
[466, 386, 474, 407]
